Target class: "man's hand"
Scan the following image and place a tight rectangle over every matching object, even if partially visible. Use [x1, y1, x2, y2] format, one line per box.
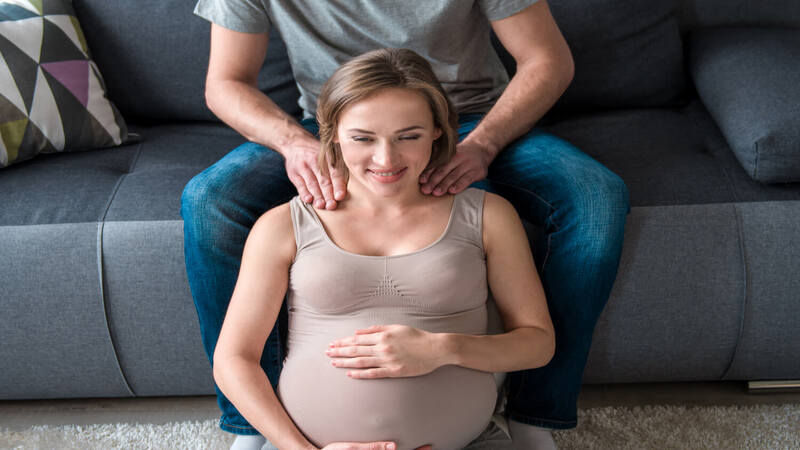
[326, 325, 446, 379]
[283, 134, 347, 210]
[419, 140, 495, 196]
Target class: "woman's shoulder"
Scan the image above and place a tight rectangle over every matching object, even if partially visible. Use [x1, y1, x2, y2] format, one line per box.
[480, 190, 524, 253]
[249, 200, 296, 262]
[480, 190, 517, 218]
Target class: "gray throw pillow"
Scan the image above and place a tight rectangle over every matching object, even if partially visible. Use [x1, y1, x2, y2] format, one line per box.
[688, 27, 800, 184]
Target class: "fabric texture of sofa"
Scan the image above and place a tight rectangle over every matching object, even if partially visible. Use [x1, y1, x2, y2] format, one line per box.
[1, 0, 799, 402]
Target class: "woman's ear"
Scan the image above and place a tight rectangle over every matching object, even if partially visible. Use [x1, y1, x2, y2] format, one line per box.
[433, 127, 443, 140]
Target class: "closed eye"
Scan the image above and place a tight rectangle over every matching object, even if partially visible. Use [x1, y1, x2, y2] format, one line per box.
[399, 134, 421, 141]
[351, 136, 372, 142]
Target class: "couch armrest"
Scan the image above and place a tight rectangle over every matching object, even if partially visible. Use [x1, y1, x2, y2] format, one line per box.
[688, 27, 800, 184]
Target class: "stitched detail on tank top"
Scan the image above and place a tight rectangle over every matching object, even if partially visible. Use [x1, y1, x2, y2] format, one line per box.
[373, 273, 401, 297]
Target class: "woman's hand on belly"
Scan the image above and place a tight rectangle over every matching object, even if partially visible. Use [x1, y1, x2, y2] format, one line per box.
[321, 443, 432, 450]
[325, 324, 446, 379]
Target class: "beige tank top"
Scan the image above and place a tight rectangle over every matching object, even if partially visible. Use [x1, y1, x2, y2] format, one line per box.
[277, 187, 497, 450]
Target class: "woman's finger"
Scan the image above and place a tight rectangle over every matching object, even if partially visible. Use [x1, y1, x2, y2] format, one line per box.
[330, 330, 382, 348]
[347, 367, 393, 379]
[330, 356, 382, 368]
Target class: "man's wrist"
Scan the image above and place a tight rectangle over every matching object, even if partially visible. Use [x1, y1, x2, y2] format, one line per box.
[271, 117, 315, 157]
[461, 131, 502, 161]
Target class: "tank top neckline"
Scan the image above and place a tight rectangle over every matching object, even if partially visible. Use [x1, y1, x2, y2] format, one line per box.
[301, 191, 461, 260]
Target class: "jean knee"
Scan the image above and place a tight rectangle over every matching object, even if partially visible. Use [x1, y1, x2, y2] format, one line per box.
[603, 170, 631, 217]
[571, 171, 629, 254]
[180, 171, 213, 223]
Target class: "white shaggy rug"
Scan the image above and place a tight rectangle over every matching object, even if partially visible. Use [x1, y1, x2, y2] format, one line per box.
[1, 404, 798, 449]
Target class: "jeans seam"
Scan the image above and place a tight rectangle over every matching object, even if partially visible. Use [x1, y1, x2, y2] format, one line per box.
[506, 409, 577, 429]
[481, 179, 560, 277]
[221, 419, 256, 431]
[486, 178, 559, 219]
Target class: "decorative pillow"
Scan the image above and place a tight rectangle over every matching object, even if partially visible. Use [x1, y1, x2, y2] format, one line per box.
[688, 27, 800, 184]
[544, 0, 688, 113]
[0, 0, 134, 169]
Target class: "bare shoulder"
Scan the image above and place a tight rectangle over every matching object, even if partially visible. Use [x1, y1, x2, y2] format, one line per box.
[481, 191, 524, 253]
[249, 201, 296, 263]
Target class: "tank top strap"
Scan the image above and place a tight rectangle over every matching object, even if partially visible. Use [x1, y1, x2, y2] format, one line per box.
[446, 187, 486, 252]
[289, 195, 327, 252]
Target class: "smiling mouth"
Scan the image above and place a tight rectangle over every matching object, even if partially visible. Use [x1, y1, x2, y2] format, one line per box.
[369, 168, 406, 177]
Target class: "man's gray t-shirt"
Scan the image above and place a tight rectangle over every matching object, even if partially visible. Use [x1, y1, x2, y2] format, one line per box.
[194, 0, 538, 119]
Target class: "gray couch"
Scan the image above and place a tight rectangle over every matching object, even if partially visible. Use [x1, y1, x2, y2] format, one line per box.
[2, 0, 799, 401]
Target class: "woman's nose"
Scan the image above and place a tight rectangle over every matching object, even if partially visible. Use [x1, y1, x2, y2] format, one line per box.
[372, 140, 397, 166]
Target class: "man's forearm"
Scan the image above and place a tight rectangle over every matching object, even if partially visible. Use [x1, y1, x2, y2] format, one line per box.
[438, 327, 555, 373]
[214, 357, 316, 450]
[465, 57, 574, 159]
[206, 79, 315, 157]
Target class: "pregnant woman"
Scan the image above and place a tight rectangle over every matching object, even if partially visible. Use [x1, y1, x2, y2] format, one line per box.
[212, 48, 555, 450]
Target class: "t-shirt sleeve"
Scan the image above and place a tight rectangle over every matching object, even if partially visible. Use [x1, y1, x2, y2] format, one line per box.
[193, 0, 271, 33]
[478, 0, 540, 21]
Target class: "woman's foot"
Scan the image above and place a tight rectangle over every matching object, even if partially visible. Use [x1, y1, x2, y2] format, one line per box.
[230, 434, 267, 450]
[508, 419, 557, 450]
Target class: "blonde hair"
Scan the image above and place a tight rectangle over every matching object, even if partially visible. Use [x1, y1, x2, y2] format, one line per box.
[316, 48, 458, 178]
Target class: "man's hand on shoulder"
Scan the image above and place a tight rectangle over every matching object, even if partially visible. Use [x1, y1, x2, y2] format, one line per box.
[419, 138, 495, 196]
[281, 131, 346, 210]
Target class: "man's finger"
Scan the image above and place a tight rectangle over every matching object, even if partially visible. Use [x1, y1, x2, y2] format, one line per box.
[421, 165, 452, 194]
[431, 166, 466, 196]
[447, 172, 474, 194]
[419, 167, 434, 184]
[299, 166, 325, 208]
[329, 164, 347, 202]
[289, 172, 313, 203]
[307, 162, 336, 209]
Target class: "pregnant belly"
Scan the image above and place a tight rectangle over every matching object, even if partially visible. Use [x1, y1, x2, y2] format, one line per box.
[277, 352, 497, 450]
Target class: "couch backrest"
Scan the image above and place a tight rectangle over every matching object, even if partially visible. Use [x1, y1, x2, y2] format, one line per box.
[677, 0, 800, 33]
[73, 0, 798, 124]
[73, 0, 301, 122]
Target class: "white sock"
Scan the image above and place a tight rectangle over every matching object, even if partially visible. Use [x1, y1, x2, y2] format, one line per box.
[230, 435, 267, 450]
[508, 419, 557, 450]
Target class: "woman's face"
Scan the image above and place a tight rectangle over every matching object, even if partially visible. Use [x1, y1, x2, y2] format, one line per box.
[335, 87, 442, 199]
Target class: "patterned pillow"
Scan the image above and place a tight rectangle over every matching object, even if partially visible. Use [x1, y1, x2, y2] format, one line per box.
[0, 0, 134, 169]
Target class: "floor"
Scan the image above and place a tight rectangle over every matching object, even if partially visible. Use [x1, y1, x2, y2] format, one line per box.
[2, 381, 799, 433]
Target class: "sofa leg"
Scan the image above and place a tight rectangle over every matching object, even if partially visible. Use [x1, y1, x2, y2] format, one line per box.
[747, 380, 800, 394]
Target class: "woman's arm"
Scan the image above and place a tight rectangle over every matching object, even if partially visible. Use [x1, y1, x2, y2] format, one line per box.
[212, 203, 315, 450]
[439, 192, 556, 373]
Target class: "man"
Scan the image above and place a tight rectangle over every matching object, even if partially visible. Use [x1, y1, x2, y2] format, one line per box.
[182, 1, 630, 449]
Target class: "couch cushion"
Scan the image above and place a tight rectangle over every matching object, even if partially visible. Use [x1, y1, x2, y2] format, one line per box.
[543, 0, 688, 112]
[0, 221, 133, 399]
[0, 0, 133, 169]
[688, 27, 800, 184]
[0, 121, 245, 226]
[72, 0, 301, 121]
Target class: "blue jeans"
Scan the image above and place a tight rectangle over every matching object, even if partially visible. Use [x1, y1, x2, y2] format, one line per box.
[180, 114, 630, 435]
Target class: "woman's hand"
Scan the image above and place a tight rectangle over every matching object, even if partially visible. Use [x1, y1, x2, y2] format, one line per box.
[326, 325, 446, 379]
[320, 443, 432, 450]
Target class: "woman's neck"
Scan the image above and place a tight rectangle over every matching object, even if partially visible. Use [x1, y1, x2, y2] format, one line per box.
[343, 179, 431, 217]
